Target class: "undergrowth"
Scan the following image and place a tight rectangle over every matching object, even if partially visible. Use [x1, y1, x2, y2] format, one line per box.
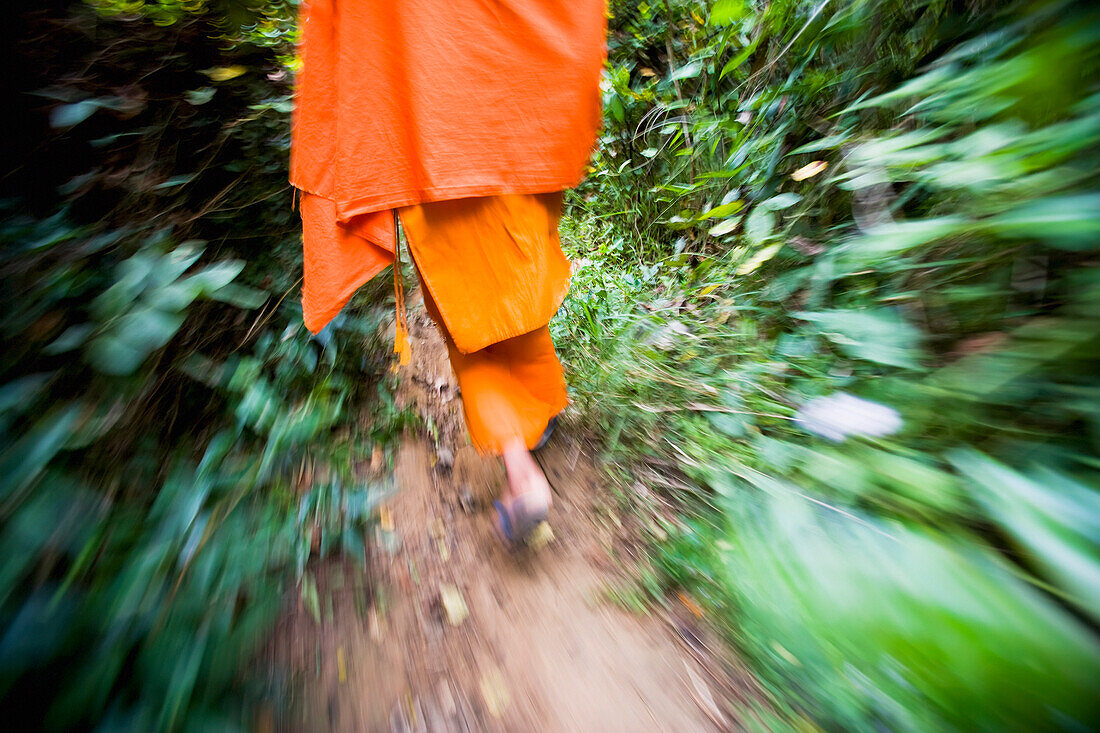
[556, 0, 1100, 730]
[0, 2, 405, 728]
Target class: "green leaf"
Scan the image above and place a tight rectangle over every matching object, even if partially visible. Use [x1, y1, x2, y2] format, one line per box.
[670, 60, 703, 82]
[64, 398, 128, 449]
[186, 260, 245, 294]
[148, 281, 202, 312]
[44, 324, 94, 355]
[201, 65, 248, 82]
[841, 217, 968, 265]
[796, 308, 923, 368]
[152, 174, 197, 191]
[736, 243, 783, 275]
[706, 411, 748, 437]
[86, 333, 152, 376]
[208, 283, 268, 309]
[710, 0, 746, 25]
[761, 193, 802, 210]
[720, 37, 762, 80]
[184, 87, 217, 105]
[745, 207, 775, 244]
[951, 450, 1100, 623]
[155, 241, 206, 285]
[0, 374, 53, 415]
[984, 195, 1100, 250]
[117, 307, 186, 349]
[0, 406, 81, 502]
[788, 134, 849, 155]
[698, 201, 744, 219]
[719, 491, 1100, 731]
[49, 101, 100, 129]
[708, 217, 742, 236]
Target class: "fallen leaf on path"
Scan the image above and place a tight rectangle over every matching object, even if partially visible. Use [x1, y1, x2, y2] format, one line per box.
[368, 608, 383, 642]
[437, 680, 457, 718]
[440, 584, 468, 626]
[526, 521, 555, 550]
[678, 591, 704, 618]
[435, 447, 454, 470]
[337, 646, 347, 683]
[683, 660, 725, 727]
[301, 573, 320, 625]
[480, 667, 510, 718]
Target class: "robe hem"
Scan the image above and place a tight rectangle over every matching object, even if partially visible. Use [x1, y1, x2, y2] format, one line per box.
[398, 209, 570, 355]
[302, 258, 391, 334]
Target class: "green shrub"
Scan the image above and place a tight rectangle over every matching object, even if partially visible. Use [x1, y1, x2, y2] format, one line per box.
[1, 2, 397, 728]
[561, 0, 1100, 729]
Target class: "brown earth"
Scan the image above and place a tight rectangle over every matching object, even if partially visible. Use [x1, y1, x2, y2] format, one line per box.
[272, 293, 757, 732]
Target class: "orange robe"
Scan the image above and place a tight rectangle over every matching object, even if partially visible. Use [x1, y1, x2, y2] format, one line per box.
[290, 1, 605, 451]
[291, 0, 606, 333]
[402, 193, 570, 452]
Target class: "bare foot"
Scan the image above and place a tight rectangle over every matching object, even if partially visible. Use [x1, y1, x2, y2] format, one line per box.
[501, 440, 552, 511]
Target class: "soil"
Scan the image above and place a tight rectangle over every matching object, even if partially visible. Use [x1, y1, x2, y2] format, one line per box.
[272, 293, 755, 732]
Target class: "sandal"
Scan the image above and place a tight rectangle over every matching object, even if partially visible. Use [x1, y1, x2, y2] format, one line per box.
[493, 493, 549, 547]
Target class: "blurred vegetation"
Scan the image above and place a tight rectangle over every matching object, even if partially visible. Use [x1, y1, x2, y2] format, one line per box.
[4, 0, 1099, 730]
[1, 0, 403, 728]
[556, 0, 1100, 729]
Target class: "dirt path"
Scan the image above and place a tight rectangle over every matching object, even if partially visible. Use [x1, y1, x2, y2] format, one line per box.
[275, 296, 748, 732]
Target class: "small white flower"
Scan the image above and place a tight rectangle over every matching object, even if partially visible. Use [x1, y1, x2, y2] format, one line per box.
[796, 392, 902, 442]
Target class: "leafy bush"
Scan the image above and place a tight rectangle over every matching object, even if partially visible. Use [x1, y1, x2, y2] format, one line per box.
[1, 2, 397, 728]
[559, 0, 1100, 729]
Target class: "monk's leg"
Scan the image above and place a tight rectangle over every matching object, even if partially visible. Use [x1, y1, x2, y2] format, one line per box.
[418, 283, 559, 525]
[489, 326, 568, 414]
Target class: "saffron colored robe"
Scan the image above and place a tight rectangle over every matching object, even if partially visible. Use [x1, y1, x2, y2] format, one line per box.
[290, 0, 607, 340]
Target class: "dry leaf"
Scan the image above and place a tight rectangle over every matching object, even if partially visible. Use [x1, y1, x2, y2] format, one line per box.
[791, 160, 828, 181]
[526, 521, 555, 550]
[683, 661, 726, 727]
[479, 667, 510, 718]
[440, 584, 468, 626]
[201, 65, 247, 82]
[678, 591, 704, 618]
[368, 608, 383, 643]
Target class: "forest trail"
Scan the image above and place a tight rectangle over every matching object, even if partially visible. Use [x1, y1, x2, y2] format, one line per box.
[275, 292, 754, 732]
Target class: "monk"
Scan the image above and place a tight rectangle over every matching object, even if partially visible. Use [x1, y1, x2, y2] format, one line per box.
[290, 1, 606, 544]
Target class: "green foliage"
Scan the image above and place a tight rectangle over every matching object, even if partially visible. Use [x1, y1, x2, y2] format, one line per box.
[1, 2, 397, 729]
[561, 0, 1100, 729]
